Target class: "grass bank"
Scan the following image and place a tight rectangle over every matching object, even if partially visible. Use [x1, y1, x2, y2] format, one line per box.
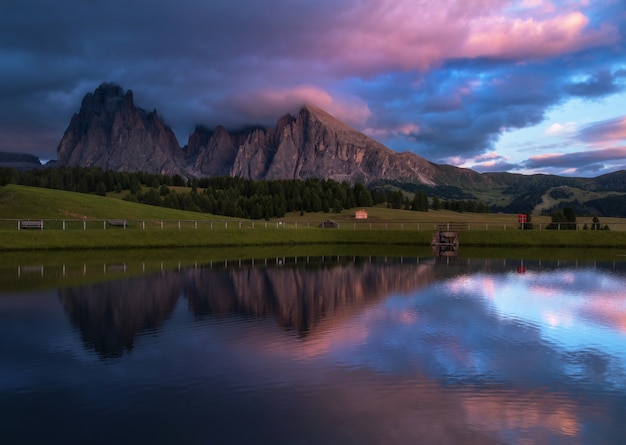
[3, 226, 626, 251]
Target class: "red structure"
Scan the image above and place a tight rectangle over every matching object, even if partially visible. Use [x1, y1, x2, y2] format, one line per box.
[355, 209, 368, 219]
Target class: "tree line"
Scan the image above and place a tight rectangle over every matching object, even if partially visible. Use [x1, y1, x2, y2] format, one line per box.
[546, 206, 609, 230]
[1, 166, 491, 219]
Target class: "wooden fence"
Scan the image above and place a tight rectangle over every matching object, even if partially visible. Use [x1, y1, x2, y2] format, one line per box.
[3, 219, 626, 231]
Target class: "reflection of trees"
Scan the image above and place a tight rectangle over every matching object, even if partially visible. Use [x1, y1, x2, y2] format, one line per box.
[59, 271, 182, 358]
[60, 259, 436, 357]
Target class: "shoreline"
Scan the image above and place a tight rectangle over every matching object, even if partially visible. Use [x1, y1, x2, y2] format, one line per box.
[3, 228, 626, 252]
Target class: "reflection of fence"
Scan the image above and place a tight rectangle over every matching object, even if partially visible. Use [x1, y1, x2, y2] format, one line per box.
[11, 255, 436, 280]
[11, 255, 626, 282]
[2, 219, 626, 231]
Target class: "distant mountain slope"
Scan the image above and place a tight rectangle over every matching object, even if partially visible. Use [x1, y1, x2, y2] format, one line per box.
[0, 151, 41, 170]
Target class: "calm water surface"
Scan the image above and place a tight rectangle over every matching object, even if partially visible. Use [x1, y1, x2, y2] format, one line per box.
[1, 255, 625, 444]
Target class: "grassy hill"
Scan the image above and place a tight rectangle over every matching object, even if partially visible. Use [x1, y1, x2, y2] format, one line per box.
[2, 183, 548, 226]
[0, 184, 224, 221]
[386, 170, 626, 216]
[2, 184, 626, 251]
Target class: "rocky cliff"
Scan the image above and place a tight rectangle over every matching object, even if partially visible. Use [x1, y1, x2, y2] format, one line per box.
[187, 105, 442, 185]
[56, 83, 480, 186]
[57, 83, 186, 176]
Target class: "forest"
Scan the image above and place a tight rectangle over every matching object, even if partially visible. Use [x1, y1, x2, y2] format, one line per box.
[0, 166, 490, 219]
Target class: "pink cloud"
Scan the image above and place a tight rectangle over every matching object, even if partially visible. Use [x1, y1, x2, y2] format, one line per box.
[462, 11, 617, 60]
[545, 122, 578, 136]
[524, 146, 626, 169]
[364, 123, 420, 141]
[578, 116, 626, 144]
[313, 0, 618, 75]
[225, 85, 371, 127]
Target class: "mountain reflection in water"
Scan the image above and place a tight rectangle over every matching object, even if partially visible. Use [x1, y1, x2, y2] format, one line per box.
[1, 255, 625, 444]
[59, 258, 436, 358]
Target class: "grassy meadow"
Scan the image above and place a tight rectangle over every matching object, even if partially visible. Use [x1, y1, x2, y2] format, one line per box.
[2, 184, 626, 251]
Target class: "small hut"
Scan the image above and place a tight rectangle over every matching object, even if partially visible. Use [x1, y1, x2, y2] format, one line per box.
[320, 219, 339, 228]
[431, 223, 466, 256]
[355, 209, 368, 219]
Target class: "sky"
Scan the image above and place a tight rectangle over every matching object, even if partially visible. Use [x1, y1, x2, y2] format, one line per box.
[1, 0, 625, 176]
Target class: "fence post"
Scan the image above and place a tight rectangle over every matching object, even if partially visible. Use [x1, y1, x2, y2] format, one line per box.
[83, 220, 86, 231]
[103, 220, 106, 230]
[63, 220, 65, 231]
[17, 220, 20, 231]
[161, 221, 163, 230]
[143, 220, 145, 230]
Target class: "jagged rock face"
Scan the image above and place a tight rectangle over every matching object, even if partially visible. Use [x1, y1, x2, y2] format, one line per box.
[192, 105, 440, 185]
[56, 83, 455, 185]
[188, 125, 248, 177]
[56, 83, 186, 176]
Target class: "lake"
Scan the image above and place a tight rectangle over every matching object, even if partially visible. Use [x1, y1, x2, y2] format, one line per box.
[1, 252, 625, 444]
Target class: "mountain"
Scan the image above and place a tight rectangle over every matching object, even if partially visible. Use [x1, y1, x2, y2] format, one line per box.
[57, 83, 489, 187]
[0, 151, 42, 170]
[57, 83, 186, 176]
[54, 83, 626, 216]
[187, 105, 449, 185]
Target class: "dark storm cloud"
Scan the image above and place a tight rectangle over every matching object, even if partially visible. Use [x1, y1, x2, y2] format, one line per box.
[564, 70, 623, 97]
[363, 61, 561, 161]
[0, 0, 624, 174]
[0, 0, 345, 156]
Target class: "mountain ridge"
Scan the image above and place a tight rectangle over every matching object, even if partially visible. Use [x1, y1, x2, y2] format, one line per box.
[47, 82, 626, 215]
[57, 83, 484, 187]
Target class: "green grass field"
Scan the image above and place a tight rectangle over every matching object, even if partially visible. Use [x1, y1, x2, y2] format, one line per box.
[2, 184, 626, 251]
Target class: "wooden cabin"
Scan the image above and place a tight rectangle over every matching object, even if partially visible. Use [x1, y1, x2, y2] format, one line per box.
[355, 209, 368, 219]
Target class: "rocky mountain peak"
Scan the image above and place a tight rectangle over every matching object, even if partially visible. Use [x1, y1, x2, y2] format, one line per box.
[56, 82, 467, 185]
[57, 83, 186, 176]
[79, 83, 130, 118]
[299, 105, 355, 133]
